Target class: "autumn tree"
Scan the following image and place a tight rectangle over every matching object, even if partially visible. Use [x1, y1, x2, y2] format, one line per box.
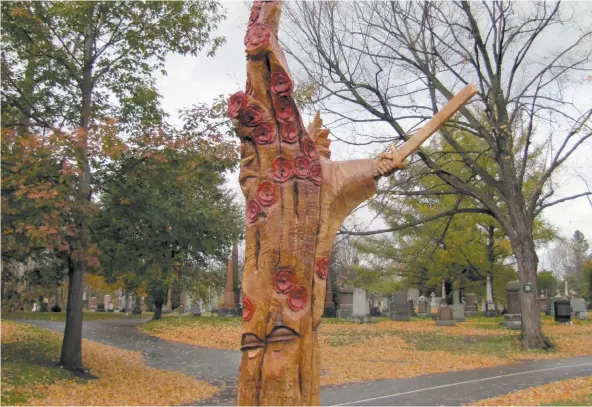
[93, 99, 242, 320]
[1, 1, 226, 371]
[283, 1, 591, 349]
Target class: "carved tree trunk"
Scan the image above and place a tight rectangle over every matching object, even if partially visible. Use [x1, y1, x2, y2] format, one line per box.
[230, 2, 379, 405]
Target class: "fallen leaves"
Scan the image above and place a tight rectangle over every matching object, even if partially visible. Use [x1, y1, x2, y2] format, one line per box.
[468, 376, 592, 406]
[1, 321, 217, 406]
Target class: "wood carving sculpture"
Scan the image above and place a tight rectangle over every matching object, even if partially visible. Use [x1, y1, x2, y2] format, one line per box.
[228, 1, 477, 405]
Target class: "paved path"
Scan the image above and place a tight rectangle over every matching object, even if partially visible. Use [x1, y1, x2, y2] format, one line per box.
[18, 319, 592, 406]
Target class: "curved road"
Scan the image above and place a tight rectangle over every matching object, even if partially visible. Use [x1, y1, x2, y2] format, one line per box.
[18, 318, 592, 406]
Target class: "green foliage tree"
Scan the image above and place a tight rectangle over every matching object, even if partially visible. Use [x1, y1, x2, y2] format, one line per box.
[1, 1, 226, 371]
[537, 271, 557, 297]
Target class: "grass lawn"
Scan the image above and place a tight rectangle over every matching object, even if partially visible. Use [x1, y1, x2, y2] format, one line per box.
[0, 320, 216, 406]
[139, 314, 592, 387]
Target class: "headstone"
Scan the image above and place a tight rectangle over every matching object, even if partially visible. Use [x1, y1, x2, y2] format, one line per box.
[190, 303, 201, 316]
[464, 293, 478, 316]
[485, 276, 497, 316]
[417, 297, 429, 316]
[352, 289, 368, 317]
[381, 297, 390, 313]
[570, 297, 588, 320]
[389, 291, 410, 321]
[539, 293, 547, 312]
[546, 295, 555, 316]
[451, 289, 465, 322]
[554, 299, 571, 323]
[441, 280, 447, 305]
[107, 301, 114, 312]
[89, 297, 97, 311]
[436, 306, 456, 326]
[502, 281, 521, 330]
[337, 287, 354, 318]
[481, 298, 486, 313]
[408, 299, 416, 317]
[104, 295, 111, 307]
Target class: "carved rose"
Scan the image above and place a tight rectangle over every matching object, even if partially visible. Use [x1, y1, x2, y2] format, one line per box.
[272, 155, 293, 182]
[281, 122, 299, 143]
[309, 164, 323, 186]
[244, 24, 270, 51]
[246, 200, 261, 224]
[288, 285, 307, 311]
[252, 123, 275, 145]
[274, 268, 296, 294]
[315, 257, 329, 279]
[243, 296, 254, 321]
[301, 137, 318, 159]
[293, 156, 311, 179]
[239, 106, 263, 127]
[270, 72, 293, 95]
[256, 181, 278, 206]
[228, 91, 247, 119]
[274, 97, 296, 123]
[249, 9, 259, 25]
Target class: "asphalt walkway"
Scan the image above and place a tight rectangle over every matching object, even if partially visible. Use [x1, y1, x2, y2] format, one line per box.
[18, 318, 592, 406]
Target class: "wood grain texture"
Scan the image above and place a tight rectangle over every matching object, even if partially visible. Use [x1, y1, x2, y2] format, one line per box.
[229, 2, 476, 405]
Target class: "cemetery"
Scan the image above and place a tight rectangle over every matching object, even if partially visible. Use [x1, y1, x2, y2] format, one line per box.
[2, 0, 592, 406]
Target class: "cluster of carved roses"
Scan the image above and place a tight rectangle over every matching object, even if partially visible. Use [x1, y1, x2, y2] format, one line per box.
[272, 154, 322, 185]
[287, 285, 308, 311]
[227, 91, 248, 119]
[256, 181, 278, 206]
[273, 268, 307, 311]
[244, 23, 270, 52]
[246, 200, 262, 224]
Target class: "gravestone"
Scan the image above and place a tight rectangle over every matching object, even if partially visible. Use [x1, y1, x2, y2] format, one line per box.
[554, 299, 571, 323]
[408, 299, 416, 317]
[546, 295, 555, 316]
[485, 276, 497, 316]
[104, 295, 111, 307]
[464, 293, 478, 316]
[381, 297, 390, 314]
[337, 287, 354, 318]
[352, 289, 368, 317]
[502, 281, 521, 330]
[390, 291, 410, 321]
[190, 303, 201, 316]
[89, 297, 97, 311]
[539, 293, 547, 313]
[417, 297, 429, 316]
[570, 298, 588, 320]
[481, 298, 486, 314]
[436, 306, 456, 326]
[451, 289, 465, 322]
[107, 301, 114, 312]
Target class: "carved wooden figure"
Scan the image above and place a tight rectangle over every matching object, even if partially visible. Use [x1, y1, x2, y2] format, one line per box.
[229, 2, 477, 405]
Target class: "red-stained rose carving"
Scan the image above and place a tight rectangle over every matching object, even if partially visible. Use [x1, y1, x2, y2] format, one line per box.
[288, 285, 307, 311]
[249, 8, 259, 25]
[256, 181, 277, 206]
[228, 91, 247, 119]
[309, 164, 323, 186]
[246, 200, 261, 224]
[270, 72, 293, 95]
[243, 296, 254, 321]
[252, 123, 275, 145]
[272, 155, 293, 182]
[293, 156, 311, 179]
[301, 137, 318, 159]
[315, 257, 329, 279]
[244, 24, 270, 51]
[239, 105, 263, 127]
[274, 268, 296, 294]
[275, 96, 296, 123]
[280, 122, 299, 143]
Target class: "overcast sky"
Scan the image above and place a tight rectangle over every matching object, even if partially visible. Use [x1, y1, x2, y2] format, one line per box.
[156, 2, 592, 266]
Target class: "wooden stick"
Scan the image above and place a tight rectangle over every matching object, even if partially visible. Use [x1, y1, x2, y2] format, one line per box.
[391, 84, 478, 161]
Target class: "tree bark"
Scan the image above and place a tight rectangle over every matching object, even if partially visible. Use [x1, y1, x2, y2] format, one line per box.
[153, 300, 163, 320]
[59, 5, 95, 371]
[165, 286, 172, 311]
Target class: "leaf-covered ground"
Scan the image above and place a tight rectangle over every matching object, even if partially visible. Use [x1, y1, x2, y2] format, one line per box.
[141, 315, 592, 386]
[468, 376, 592, 406]
[1, 320, 217, 406]
[2, 310, 150, 321]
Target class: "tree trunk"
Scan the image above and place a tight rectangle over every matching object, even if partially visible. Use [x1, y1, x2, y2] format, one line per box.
[59, 6, 95, 371]
[59, 255, 84, 371]
[165, 286, 172, 311]
[153, 300, 163, 320]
